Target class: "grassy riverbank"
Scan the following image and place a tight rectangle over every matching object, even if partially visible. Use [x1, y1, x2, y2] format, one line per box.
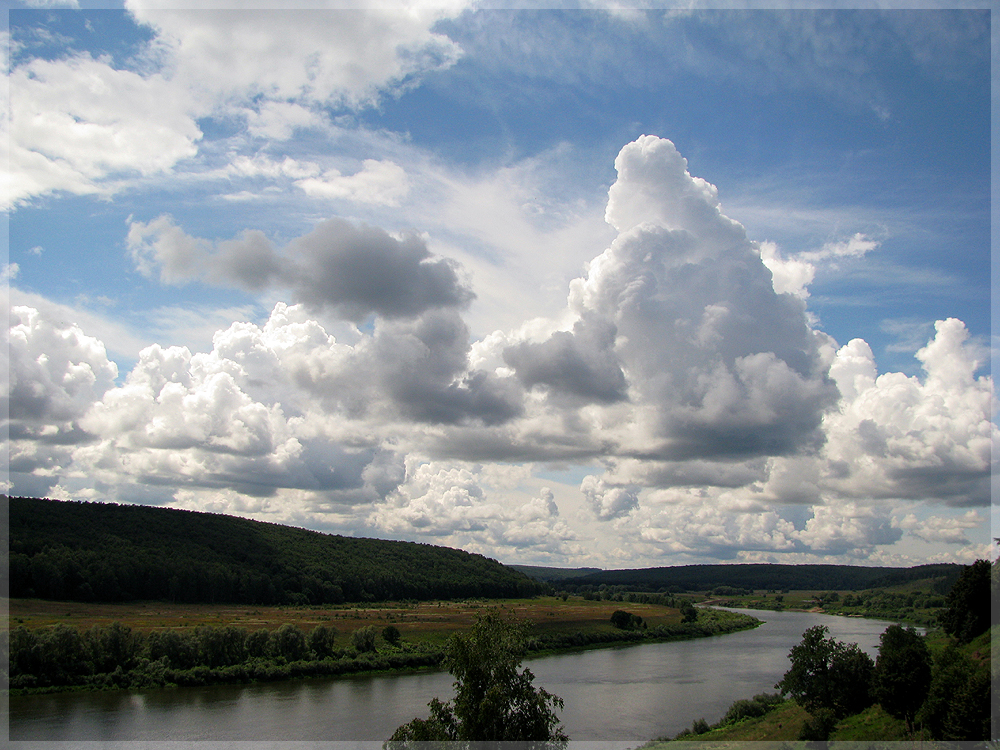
[4, 596, 759, 695]
[643, 698, 916, 746]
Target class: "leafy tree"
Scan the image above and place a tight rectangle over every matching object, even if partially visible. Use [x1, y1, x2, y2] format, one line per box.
[917, 644, 990, 740]
[872, 624, 931, 732]
[387, 611, 567, 747]
[88, 622, 138, 674]
[938, 559, 990, 643]
[351, 625, 378, 654]
[381, 625, 401, 647]
[269, 623, 308, 662]
[245, 628, 271, 659]
[679, 601, 698, 623]
[775, 625, 874, 719]
[610, 610, 642, 629]
[308, 624, 337, 658]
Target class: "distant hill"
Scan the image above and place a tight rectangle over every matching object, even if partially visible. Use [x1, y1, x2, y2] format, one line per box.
[558, 562, 964, 594]
[6, 496, 548, 605]
[509, 564, 603, 582]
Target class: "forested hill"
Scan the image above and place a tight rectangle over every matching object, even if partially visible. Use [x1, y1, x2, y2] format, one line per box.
[6, 496, 548, 605]
[558, 562, 963, 594]
[509, 565, 603, 582]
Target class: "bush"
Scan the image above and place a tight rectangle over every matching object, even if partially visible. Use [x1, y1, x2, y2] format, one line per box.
[799, 707, 837, 741]
[722, 692, 783, 724]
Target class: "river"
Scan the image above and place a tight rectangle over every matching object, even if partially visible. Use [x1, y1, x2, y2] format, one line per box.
[5, 608, 907, 747]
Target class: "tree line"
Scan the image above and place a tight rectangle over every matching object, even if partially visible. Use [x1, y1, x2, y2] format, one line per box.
[4, 620, 443, 693]
[3, 608, 759, 695]
[558, 562, 963, 594]
[7, 496, 549, 605]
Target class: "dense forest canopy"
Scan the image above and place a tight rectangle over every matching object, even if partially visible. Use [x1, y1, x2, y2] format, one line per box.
[6, 496, 548, 605]
[556, 562, 963, 594]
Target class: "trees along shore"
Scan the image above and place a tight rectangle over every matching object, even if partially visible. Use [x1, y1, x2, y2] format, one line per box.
[4, 603, 759, 695]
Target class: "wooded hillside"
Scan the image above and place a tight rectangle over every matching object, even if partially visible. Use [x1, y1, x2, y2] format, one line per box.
[6, 496, 548, 605]
[558, 562, 963, 594]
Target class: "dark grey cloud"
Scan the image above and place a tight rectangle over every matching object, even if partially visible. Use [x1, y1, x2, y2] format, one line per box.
[503, 315, 627, 404]
[373, 310, 524, 426]
[129, 215, 475, 322]
[285, 218, 474, 321]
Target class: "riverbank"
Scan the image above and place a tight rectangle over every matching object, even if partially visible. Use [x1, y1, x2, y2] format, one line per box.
[695, 587, 944, 628]
[5, 597, 759, 696]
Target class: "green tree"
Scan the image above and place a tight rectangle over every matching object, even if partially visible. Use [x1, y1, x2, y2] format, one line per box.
[381, 624, 401, 647]
[609, 610, 641, 629]
[351, 625, 378, 653]
[917, 644, 990, 740]
[872, 624, 931, 732]
[387, 611, 567, 747]
[938, 559, 990, 644]
[775, 625, 874, 719]
[308, 624, 337, 658]
[269, 623, 308, 662]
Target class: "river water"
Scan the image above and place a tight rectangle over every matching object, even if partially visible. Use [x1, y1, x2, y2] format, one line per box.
[5, 608, 905, 747]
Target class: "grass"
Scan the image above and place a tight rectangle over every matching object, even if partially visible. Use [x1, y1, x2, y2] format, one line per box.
[4, 595, 689, 648]
[644, 700, 920, 746]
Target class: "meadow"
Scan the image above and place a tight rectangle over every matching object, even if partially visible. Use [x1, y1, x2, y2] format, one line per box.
[6, 595, 690, 647]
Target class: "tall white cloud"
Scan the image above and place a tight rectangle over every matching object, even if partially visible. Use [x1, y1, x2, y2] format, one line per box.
[506, 136, 839, 461]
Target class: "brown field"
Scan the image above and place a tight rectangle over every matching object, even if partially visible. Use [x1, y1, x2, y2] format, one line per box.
[5, 596, 683, 646]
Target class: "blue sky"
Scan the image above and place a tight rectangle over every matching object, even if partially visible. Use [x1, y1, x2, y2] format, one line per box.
[4, 2, 995, 568]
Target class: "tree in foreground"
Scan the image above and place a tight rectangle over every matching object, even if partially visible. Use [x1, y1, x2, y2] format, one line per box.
[386, 611, 567, 749]
[872, 624, 931, 733]
[775, 625, 874, 720]
[938, 558, 991, 644]
[917, 644, 991, 740]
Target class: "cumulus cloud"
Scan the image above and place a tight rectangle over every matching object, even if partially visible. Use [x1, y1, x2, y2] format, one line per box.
[7, 306, 118, 439]
[503, 314, 627, 404]
[5, 306, 119, 497]
[823, 319, 994, 507]
[896, 510, 984, 545]
[581, 475, 638, 520]
[126, 215, 474, 321]
[370, 460, 578, 559]
[65, 306, 412, 502]
[551, 136, 839, 460]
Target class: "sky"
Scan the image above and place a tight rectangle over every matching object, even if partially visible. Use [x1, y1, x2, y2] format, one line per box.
[3, 1, 995, 569]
